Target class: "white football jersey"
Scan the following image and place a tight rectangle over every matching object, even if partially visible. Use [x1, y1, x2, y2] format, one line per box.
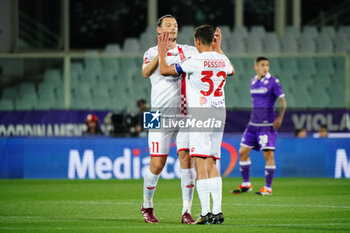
[177, 51, 234, 109]
[143, 44, 198, 111]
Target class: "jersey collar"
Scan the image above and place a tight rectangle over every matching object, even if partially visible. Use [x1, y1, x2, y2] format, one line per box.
[254, 72, 271, 81]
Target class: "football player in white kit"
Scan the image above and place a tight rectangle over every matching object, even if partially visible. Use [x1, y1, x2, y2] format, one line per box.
[158, 25, 234, 224]
[141, 15, 199, 224]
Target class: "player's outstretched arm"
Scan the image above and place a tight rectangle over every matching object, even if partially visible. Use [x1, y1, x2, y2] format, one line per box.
[158, 32, 178, 76]
[273, 97, 287, 130]
[142, 54, 159, 79]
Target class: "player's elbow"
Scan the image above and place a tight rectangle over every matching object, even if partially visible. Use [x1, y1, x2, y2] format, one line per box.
[159, 70, 167, 76]
[142, 69, 150, 79]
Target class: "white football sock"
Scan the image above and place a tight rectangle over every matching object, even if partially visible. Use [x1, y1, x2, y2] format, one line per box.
[196, 179, 211, 216]
[181, 168, 195, 214]
[143, 169, 160, 208]
[209, 177, 222, 215]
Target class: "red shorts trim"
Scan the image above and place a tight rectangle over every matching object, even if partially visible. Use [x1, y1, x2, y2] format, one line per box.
[150, 154, 168, 157]
[177, 148, 189, 153]
[190, 154, 221, 160]
[190, 154, 210, 158]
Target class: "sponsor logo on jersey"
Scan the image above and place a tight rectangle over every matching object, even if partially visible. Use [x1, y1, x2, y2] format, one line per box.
[210, 99, 225, 108]
[250, 87, 268, 94]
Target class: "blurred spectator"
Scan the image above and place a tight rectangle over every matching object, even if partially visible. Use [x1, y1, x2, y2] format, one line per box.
[106, 110, 133, 137]
[131, 99, 148, 137]
[83, 113, 103, 135]
[318, 124, 328, 138]
[295, 128, 307, 138]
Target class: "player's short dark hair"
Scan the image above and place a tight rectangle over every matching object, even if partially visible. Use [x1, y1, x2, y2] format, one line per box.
[157, 14, 176, 27]
[319, 124, 327, 130]
[137, 99, 146, 107]
[255, 56, 269, 63]
[294, 128, 306, 136]
[194, 25, 214, 46]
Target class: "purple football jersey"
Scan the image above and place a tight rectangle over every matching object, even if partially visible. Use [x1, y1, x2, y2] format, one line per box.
[249, 73, 284, 125]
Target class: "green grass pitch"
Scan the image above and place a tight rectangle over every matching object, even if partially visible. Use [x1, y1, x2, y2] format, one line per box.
[0, 178, 349, 233]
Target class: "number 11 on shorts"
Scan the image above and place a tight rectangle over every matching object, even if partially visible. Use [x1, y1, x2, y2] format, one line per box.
[151, 142, 159, 153]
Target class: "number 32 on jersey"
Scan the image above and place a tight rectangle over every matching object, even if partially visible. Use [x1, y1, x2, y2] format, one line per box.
[200, 71, 226, 97]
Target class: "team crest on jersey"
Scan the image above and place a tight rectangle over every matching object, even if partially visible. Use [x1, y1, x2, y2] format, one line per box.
[199, 97, 208, 106]
[263, 80, 269, 85]
[191, 147, 195, 152]
[143, 110, 161, 129]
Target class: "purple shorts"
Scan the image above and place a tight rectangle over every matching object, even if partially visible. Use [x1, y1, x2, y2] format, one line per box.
[240, 125, 277, 151]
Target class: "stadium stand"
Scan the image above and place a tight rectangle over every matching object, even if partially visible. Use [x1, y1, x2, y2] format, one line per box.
[281, 36, 299, 53]
[233, 26, 248, 39]
[103, 44, 122, 54]
[228, 35, 246, 54]
[0, 25, 348, 110]
[264, 33, 281, 54]
[299, 33, 316, 53]
[122, 38, 141, 53]
[284, 26, 301, 39]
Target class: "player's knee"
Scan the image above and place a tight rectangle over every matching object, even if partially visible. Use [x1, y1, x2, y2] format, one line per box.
[265, 156, 274, 163]
[149, 165, 163, 175]
[263, 150, 274, 160]
[239, 148, 249, 160]
[149, 161, 166, 175]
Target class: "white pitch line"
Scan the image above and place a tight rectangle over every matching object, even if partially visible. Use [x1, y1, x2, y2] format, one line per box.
[0, 215, 137, 220]
[0, 223, 349, 230]
[226, 203, 350, 209]
[1, 200, 350, 209]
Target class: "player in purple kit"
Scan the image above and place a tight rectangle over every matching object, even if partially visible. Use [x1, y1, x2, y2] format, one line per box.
[232, 56, 286, 196]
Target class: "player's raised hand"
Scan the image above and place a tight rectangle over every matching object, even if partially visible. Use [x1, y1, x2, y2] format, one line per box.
[212, 27, 223, 54]
[158, 32, 169, 56]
